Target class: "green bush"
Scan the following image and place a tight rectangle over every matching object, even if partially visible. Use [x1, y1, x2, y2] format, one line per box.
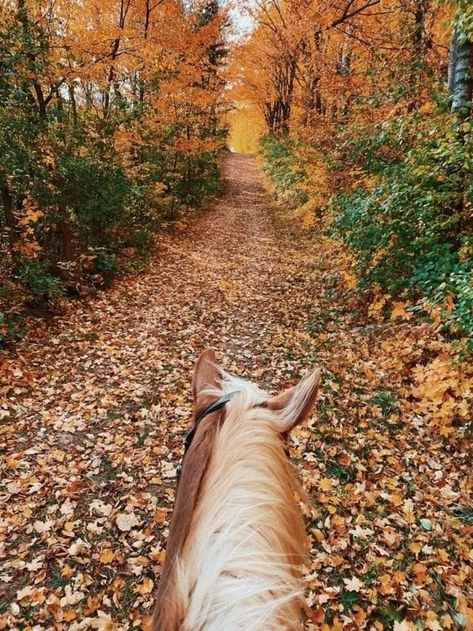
[260, 134, 309, 205]
[331, 113, 473, 336]
[89, 248, 117, 288]
[259, 112, 472, 338]
[176, 151, 224, 207]
[56, 154, 130, 248]
[0, 0, 226, 330]
[411, 245, 473, 336]
[18, 259, 64, 303]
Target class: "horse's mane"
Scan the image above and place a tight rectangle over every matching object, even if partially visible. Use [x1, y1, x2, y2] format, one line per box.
[157, 372, 307, 631]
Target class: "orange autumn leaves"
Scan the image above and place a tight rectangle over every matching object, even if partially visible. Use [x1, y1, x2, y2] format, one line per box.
[411, 355, 472, 432]
[229, 0, 451, 138]
[366, 293, 472, 432]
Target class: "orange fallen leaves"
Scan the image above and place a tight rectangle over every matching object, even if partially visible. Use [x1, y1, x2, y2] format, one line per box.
[411, 355, 473, 427]
[319, 477, 333, 492]
[99, 549, 115, 564]
[135, 577, 154, 595]
[391, 301, 413, 321]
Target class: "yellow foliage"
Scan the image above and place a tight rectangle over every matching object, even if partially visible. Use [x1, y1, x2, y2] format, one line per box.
[18, 197, 44, 227]
[391, 301, 413, 321]
[99, 550, 115, 564]
[411, 355, 473, 427]
[341, 271, 357, 290]
[368, 295, 388, 316]
[228, 103, 265, 154]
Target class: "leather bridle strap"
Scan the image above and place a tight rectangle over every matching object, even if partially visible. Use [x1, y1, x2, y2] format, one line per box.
[184, 391, 239, 453]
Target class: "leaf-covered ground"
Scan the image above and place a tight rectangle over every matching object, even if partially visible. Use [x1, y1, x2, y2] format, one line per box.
[1, 154, 472, 630]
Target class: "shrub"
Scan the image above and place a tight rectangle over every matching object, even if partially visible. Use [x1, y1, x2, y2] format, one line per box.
[89, 248, 117, 288]
[17, 259, 64, 303]
[56, 154, 130, 248]
[330, 113, 472, 336]
[259, 112, 472, 338]
[260, 134, 309, 206]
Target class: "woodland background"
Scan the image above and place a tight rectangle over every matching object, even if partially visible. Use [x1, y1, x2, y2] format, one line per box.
[0, 1, 472, 629]
[1, 0, 227, 333]
[1, 0, 472, 356]
[230, 0, 472, 342]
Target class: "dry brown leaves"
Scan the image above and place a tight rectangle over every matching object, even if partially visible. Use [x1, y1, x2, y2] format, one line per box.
[1, 155, 472, 630]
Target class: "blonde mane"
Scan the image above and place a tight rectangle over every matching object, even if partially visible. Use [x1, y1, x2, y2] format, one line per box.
[159, 372, 308, 631]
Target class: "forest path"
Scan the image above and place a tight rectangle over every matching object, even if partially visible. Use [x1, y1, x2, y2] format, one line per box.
[2, 154, 471, 629]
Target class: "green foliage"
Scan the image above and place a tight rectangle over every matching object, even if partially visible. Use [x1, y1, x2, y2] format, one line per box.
[0, 312, 10, 344]
[260, 112, 472, 338]
[454, 1, 473, 40]
[89, 248, 117, 288]
[0, 2, 226, 334]
[18, 259, 64, 303]
[411, 244, 473, 333]
[370, 389, 399, 418]
[331, 113, 473, 335]
[56, 155, 129, 247]
[174, 151, 224, 208]
[260, 134, 309, 205]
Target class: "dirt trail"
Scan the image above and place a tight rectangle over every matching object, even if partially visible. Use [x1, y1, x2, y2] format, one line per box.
[1, 154, 471, 629]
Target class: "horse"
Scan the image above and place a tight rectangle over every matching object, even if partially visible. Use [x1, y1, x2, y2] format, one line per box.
[152, 349, 321, 631]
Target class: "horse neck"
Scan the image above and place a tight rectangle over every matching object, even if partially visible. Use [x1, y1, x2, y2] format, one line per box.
[172, 400, 307, 631]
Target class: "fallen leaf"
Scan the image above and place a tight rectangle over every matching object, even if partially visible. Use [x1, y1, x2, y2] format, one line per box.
[116, 512, 140, 532]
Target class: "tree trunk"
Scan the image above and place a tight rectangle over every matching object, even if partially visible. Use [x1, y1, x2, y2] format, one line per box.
[1, 177, 22, 273]
[1, 180, 18, 252]
[407, 0, 428, 112]
[273, 57, 297, 135]
[68, 83, 78, 125]
[301, 33, 323, 125]
[448, 13, 473, 233]
[58, 219, 75, 264]
[449, 25, 473, 117]
[103, 0, 131, 119]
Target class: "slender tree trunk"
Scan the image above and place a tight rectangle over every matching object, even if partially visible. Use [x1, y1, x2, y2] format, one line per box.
[68, 83, 78, 125]
[448, 13, 473, 233]
[302, 32, 324, 125]
[336, 28, 352, 120]
[449, 25, 473, 117]
[407, 0, 428, 112]
[103, 37, 121, 118]
[139, 1, 151, 105]
[273, 57, 297, 135]
[302, 56, 322, 123]
[16, 0, 49, 120]
[58, 216, 75, 262]
[1, 180, 18, 249]
[103, 0, 131, 119]
[1, 177, 22, 272]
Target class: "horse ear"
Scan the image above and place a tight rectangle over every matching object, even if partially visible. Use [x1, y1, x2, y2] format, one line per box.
[266, 368, 321, 432]
[193, 348, 221, 399]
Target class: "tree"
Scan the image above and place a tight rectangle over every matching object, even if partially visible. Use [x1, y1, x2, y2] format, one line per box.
[449, 3, 473, 117]
[0, 0, 228, 312]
